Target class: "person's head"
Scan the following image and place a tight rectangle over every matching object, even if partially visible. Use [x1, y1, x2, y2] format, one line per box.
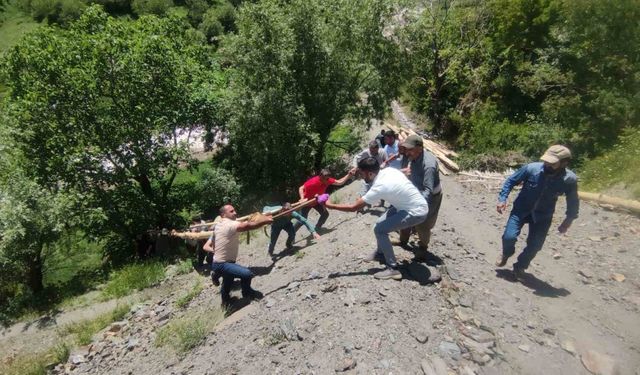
[319, 169, 332, 184]
[368, 140, 380, 155]
[380, 129, 386, 135]
[540, 145, 571, 174]
[357, 157, 381, 183]
[400, 134, 424, 161]
[219, 204, 238, 220]
[384, 130, 396, 146]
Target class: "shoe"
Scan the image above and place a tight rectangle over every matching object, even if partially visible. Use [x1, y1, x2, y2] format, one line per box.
[512, 266, 525, 280]
[243, 289, 264, 300]
[374, 267, 402, 280]
[495, 255, 510, 267]
[212, 277, 220, 287]
[390, 239, 408, 247]
[364, 250, 385, 263]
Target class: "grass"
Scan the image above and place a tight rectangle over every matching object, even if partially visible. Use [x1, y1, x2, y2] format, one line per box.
[175, 279, 203, 309]
[0, 342, 70, 375]
[294, 250, 305, 260]
[155, 308, 225, 354]
[0, 1, 41, 54]
[101, 260, 166, 300]
[63, 304, 130, 346]
[330, 191, 342, 204]
[580, 129, 640, 199]
[174, 259, 194, 276]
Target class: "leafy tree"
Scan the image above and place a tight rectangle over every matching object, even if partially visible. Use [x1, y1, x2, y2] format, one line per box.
[1, 6, 225, 253]
[404, 0, 491, 137]
[223, 0, 403, 191]
[132, 0, 174, 16]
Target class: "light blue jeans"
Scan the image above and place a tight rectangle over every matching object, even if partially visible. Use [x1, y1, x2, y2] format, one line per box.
[374, 206, 427, 267]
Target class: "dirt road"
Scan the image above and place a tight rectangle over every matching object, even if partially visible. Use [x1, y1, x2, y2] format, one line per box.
[49, 171, 640, 375]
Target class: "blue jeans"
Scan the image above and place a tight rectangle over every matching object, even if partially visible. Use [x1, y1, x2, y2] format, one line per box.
[211, 262, 254, 301]
[269, 221, 295, 253]
[374, 206, 427, 267]
[502, 213, 553, 270]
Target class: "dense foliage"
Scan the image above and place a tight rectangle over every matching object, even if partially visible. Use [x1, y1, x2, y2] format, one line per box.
[404, 0, 640, 164]
[223, 0, 403, 192]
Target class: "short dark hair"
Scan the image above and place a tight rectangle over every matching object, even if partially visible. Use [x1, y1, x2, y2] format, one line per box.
[358, 157, 380, 173]
[380, 129, 386, 134]
[320, 169, 332, 178]
[384, 130, 396, 138]
[368, 140, 379, 149]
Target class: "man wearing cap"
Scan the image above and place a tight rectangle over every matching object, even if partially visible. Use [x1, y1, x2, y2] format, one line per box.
[324, 157, 429, 280]
[395, 135, 443, 259]
[495, 145, 579, 279]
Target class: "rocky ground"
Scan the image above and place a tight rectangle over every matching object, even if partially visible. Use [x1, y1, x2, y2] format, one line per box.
[31, 170, 640, 375]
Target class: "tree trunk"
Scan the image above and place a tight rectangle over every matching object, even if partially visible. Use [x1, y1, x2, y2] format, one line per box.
[28, 248, 44, 293]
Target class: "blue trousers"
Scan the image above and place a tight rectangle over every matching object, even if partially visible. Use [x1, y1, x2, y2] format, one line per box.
[269, 221, 295, 253]
[502, 213, 552, 270]
[211, 262, 254, 301]
[374, 206, 427, 267]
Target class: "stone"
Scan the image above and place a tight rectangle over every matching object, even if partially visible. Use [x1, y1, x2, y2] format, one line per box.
[126, 339, 139, 351]
[588, 236, 602, 242]
[70, 354, 86, 365]
[579, 269, 594, 279]
[561, 340, 577, 355]
[518, 344, 530, 353]
[543, 327, 557, 336]
[421, 355, 448, 375]
[279, 319, 302, 341]
[581, 350, 618, 375]
[455, 307, 475, 323]
[610, 273, 625, 282]
[413, 331, 429, 344]
[438, 340, 461, 360]
[458, 295, 473, 308]
[461, 336, 494, 355]
[334, 358, 356, 372]
[108, 321, 126, 333]
[287, 281, 301, 290]
[322, 283, 338, 293]
[553, 253, 562, 259]
[265, 299, 275, 308]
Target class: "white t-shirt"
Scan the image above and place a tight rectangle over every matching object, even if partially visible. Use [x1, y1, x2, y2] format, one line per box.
[362, 168, 428, 216]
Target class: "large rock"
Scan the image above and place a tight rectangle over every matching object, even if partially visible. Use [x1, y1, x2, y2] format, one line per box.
[581, 350, 619, 375]
[438, 340, 461, 360]
[421, 355, 448, 375]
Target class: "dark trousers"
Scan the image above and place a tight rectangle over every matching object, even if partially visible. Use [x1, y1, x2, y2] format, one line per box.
[294, 205, 329, 230]
[211, 262, 254, 301]
[269, 221, 295, 253]
[502, 213, 553, 270]
[400, 191, 443, 248]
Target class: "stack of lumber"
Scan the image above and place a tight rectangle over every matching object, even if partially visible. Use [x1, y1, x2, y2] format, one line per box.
[385, 123, 459, 175]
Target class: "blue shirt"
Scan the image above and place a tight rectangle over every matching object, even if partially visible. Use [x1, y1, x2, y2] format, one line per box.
[499, 162, 579, 222]
[384, 140, 402, 169]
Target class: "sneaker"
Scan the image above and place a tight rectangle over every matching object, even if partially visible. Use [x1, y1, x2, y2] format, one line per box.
[364, 250, 385, 263]
[495, 255, 510, 267]
[374, 267, 402, 280]
[243, 289, 264, 300]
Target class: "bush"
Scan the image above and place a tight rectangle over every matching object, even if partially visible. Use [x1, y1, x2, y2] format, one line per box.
[101, 261, 166, 299]
[580, 128, 640, 199]
[155, 308, 225, 353]
[132, 0, 173, 15]
[63, 304, 130, 345]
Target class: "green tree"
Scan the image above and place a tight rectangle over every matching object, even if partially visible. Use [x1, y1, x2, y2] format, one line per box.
[223, 0, 402, 191]
[1, 6, 224, 251]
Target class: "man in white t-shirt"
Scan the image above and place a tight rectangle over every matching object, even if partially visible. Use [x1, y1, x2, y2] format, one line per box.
[325, 157, 428, 280]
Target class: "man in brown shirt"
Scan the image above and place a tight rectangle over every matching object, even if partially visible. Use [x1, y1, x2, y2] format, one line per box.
[204, 204, 273, 307]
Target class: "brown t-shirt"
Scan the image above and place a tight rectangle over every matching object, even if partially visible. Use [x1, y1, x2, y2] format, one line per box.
[213, 218, 240, 263]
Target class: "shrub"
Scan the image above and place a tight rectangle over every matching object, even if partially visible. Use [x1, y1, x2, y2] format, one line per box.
[155, 308, 225, 353]
[101, 261, 165, 299]
[63, 304, 130, 345]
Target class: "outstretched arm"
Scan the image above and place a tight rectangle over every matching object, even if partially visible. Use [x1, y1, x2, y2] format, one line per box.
[325, 197, 367, 212]
[237, 215, 274, 232]
[333, 169, 356, 186]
